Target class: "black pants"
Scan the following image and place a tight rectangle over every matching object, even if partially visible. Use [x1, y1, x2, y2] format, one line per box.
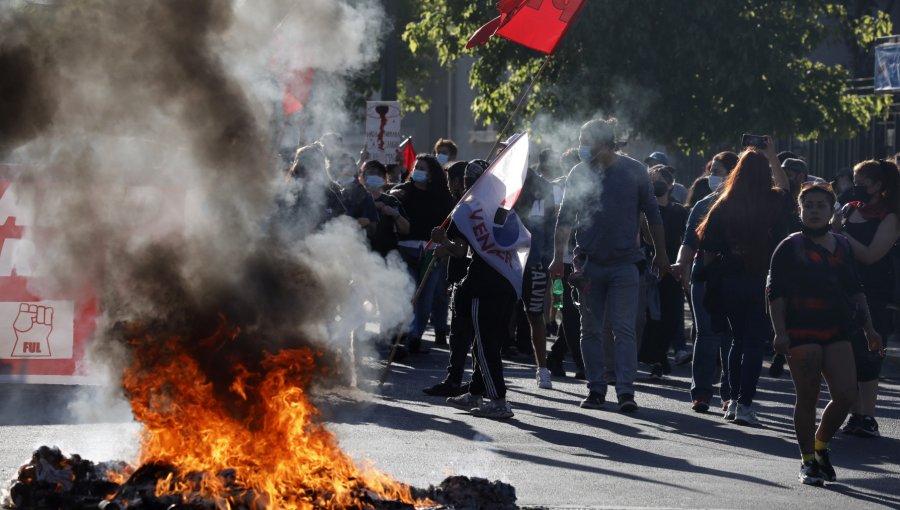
[640, 274, 684, 365]
[549, 263, 585, 370]
[459, 288, 517, 399]
[445, 284, 473, 385]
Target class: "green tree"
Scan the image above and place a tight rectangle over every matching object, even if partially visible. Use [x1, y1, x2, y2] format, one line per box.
[402, 0, 893, 152]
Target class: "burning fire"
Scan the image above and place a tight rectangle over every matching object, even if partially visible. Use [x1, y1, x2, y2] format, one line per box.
[119, 316, 422, 509]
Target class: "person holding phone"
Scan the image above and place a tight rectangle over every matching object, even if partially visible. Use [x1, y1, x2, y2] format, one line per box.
[696, 136, 791, 426]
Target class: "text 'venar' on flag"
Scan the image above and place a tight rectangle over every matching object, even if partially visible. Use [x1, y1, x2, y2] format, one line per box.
[450, 133, 532, 298]
[466, 0, 586, 54]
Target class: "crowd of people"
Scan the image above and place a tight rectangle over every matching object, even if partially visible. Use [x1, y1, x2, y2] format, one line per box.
[282, 118, 893, 487]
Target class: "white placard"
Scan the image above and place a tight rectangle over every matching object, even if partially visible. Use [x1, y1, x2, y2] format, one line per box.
[0, 300, 75, 359]
[365, 101, 402, 165]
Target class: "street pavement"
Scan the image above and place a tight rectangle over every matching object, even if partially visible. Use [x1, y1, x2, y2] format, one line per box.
[1, 332, 899, 509]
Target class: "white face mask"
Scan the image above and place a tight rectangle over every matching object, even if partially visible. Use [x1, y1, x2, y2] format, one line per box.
[708, 175, 724, 191]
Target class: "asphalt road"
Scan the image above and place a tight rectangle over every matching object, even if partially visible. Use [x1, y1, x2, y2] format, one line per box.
[2, 333, 899, 509]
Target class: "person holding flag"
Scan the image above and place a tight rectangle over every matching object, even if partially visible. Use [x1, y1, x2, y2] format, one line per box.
[549, 118, 671, 413]
[437, 134, 533, 419]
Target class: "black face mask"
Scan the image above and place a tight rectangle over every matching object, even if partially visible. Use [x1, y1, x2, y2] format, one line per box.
[841, 185, 872, 204]
[801, 222, 832, 238]
[653, 181, 669, 197]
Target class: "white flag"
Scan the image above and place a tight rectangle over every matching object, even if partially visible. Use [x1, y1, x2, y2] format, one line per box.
[451, 133, 532, 298]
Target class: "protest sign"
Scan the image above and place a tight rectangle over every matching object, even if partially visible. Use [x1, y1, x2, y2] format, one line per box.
[365, 101, 402, 165]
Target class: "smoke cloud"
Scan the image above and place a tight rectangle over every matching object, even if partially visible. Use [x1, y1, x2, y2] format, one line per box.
[0, 0, 412, 417]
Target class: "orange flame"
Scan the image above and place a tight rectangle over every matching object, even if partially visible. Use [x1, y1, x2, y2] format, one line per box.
[122, 320, 420, 509]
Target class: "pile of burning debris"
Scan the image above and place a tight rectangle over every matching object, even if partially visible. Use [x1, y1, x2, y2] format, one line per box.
[3, 447, 526, 510]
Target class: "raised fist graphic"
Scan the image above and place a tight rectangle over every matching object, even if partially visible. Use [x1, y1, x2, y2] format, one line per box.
[11, 303, 53, 357]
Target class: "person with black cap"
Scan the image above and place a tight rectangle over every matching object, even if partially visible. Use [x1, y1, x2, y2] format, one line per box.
[551, 118, 671, 413]
[645, 151, 688, 204]
[434, 159, 519, 419]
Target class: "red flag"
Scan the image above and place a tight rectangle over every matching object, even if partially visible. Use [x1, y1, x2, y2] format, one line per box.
[466, 0, 585, 54]
[283, 68, 316, 116]
[400, 137, 416, 172]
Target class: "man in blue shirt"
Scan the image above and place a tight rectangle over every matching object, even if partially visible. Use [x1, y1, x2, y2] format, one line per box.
[549, 118, 671, 412]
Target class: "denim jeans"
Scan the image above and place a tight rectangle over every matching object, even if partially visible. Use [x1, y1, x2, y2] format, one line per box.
[429, 260, 450, 335]
[400, 246, 443, 339]
[689, 260, 732, 403]
[722, 272, 768, 406]
[580, 261, 640, 397]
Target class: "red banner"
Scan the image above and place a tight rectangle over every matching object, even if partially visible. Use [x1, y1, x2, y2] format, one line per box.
[0, 167, 97, 383]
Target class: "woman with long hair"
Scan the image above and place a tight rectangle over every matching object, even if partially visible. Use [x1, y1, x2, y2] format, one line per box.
[835, 159, 898, 437]
[389, 154, 455, 353]
[697, 139, 791, 426]
[768, 182, 881, 485]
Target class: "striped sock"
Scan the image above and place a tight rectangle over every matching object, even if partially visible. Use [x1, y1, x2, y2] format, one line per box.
[814, 439, 829, 452]
[801, 452, 815, 463]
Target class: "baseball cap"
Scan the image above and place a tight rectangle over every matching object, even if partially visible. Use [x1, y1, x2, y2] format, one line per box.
[645, 151, 669, 166]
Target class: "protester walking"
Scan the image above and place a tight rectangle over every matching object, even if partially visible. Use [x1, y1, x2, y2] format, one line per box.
[768, 182, 882, 485]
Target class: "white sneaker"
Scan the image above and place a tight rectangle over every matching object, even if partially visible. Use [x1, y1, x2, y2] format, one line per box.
[723, 400, 738, 421]
[734, 403, 761, 427]
[536, 367, 553, 389]
[674, 349, 692, 365]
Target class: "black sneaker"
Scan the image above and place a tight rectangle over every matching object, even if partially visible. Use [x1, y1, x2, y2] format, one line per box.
[815, 449, 836, 482]
[433, 332, 448, 346]
[769, 353, 785, 378]
[649, 364, 663, 380]
[579, 391, 606, 409]
[574, 369, 587, 380]
[856, 415, 881, 437]
[842, 413, 863, 435]
[799, 460, 825, 486]
[407, 337, 429, 354]
[546, 352, 566, 377]
[617, 393, 638, 413]
[423, 380, 464, 397]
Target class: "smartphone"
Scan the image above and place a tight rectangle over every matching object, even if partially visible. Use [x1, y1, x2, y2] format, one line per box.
[741, 134, 767, 149]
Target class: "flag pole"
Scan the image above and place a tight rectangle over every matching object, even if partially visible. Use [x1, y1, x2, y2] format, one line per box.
[426, 53, 552, 252]
[379, 56, 550, 386]
[484, 54, 552, 165]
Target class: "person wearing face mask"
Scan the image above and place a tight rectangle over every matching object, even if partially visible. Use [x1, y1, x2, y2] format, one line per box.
[389, 154, 456, 353]
[433, 138, 458, 168]
[361, 160, 409, 257]
[333, 154, 379, 236]
[673, 152, 737, 413]
[549, 118, 671, 413]
[423, 160, 489, 398]
[834, 159, 899, 438]
[768, 182, 881, 485]
[640, 166, 689, 378]
[277, 144, 347, 234]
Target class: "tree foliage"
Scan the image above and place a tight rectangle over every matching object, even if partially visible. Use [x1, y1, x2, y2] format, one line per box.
[402, 0, 894, 152]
